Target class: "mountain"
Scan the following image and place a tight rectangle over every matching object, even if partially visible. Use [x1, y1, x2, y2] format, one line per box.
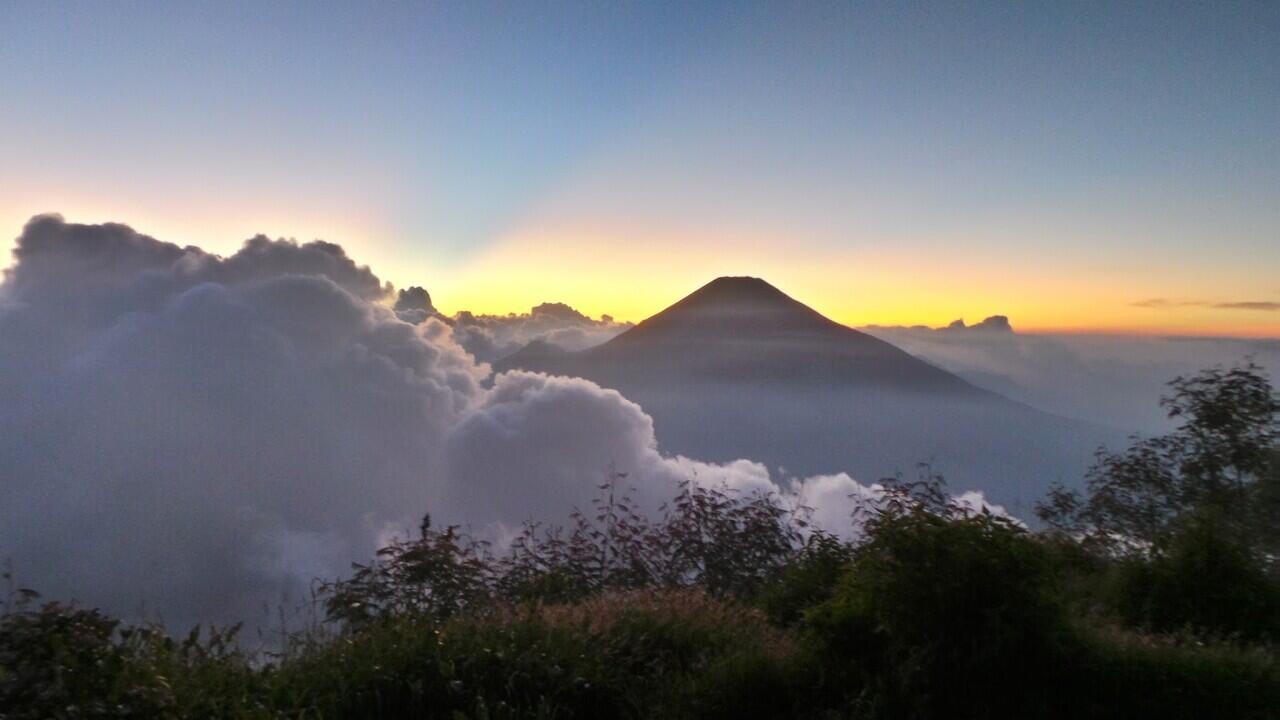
[504, 276, 977, 392]
[497, 277, 1119, 512]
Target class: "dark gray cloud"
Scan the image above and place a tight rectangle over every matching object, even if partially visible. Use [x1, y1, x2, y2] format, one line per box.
[393, 286, 437, 324]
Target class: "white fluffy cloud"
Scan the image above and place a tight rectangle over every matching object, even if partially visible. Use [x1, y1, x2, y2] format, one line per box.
[1, 216, 478, 628]
[443, 371, 776, 530]
[0, 215, 1003, 630]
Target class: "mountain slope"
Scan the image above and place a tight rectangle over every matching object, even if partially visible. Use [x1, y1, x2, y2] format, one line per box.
[497, 277, 1118, 512]
[504, 276, 979, 392]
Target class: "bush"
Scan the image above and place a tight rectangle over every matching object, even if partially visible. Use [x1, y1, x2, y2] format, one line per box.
[1111, 509, 1280, 640]
[806, 509, 1066, 717]
[1065, 625, 1280, 720]
[273, 589, 802, 719]
[757, 531, 854, 626]
[323, 476, 807, 625]
[0, 600, 262, 720]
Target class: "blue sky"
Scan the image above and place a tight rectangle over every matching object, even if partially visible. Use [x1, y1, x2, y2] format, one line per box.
[2, 1, 1277, 333]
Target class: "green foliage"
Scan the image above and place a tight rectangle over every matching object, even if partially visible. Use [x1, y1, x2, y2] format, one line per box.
[325, 474, 807, 625]
[1039, 362, 1278, 552]
[806, 507, 1064, 717]
[1065, 625, 1280, 720]
[271, 589, 801, 719]
[1038, 363, 1280, 637]
[1111, 509, 1280, 640]
[0, 598, 265, 719]
[757, 531, 854, 626]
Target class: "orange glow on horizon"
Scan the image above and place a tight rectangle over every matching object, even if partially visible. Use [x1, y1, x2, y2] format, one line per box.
[427, 224, 1280, 339]
[3, 208, 1277, 339]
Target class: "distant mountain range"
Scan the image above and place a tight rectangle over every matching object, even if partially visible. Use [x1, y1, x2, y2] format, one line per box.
[498, 277, 1121, 513]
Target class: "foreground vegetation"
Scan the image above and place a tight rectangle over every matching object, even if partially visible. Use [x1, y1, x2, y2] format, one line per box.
[3, 365, 1278, 718]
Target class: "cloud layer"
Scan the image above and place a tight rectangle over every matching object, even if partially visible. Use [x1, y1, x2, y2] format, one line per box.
[863, 321, 1279, 433]
[442, 303, 631, 363]
[0, 215, 911, 631]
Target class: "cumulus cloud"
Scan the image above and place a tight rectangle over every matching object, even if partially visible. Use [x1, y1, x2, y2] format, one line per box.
[443, 371, 777, 530]
[393, 285, 437, 323]
[0, 216, 479, 628]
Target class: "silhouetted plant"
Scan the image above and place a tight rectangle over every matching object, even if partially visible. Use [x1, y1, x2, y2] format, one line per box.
[807, 505, 1063, 717]
[321, 514, 494, 628]
[1038, 362, 1278, 555]
[1035, 363, 1280, 638]
[657, 479, 806, 598]
[0, 585, 259, 720]
[326, 470, 810, 623]
[757, 530, 854, 625]
[1111, 507, 1280, 640]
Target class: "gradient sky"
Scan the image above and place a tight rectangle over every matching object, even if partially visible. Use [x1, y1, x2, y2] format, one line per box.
[2, 1, 1277, 336]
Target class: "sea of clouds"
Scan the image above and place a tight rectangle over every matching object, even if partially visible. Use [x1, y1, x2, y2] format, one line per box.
[4, 216, 1271, 632]
[863, 318, 1279, 435]
[2, 215, 965, 631]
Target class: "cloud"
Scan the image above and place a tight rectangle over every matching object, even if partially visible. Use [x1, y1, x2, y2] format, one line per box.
[5, 214, 939, 631]
[941, 315, 1013, 333]
[1130, 298, 1191, 309]
[442, 370, 779, 530]
[1213, 301, 1280, 311]
[1131, 298, 1280, 311]
[862, 320, 1279, 433]
[865, 315, 1012, 333]
[393, 286, 437, 323]
[0, 215, 480, 628]
[441, 303, 632, 363]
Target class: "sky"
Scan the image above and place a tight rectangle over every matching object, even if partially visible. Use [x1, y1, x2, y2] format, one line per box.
[2, 1, 1277, 336]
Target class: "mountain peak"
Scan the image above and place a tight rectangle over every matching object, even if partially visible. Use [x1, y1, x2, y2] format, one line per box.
[604, 275, 842, 345]
[684, 276, 793, 308]
[498, 274, 981, 397]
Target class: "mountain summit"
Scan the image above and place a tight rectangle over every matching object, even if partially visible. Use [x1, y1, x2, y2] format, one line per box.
[497, 276, 1112, 507]
[609, 276, 843, 343]
[503, 276, 974, 393]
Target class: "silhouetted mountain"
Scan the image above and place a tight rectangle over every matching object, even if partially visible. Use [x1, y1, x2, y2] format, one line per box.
[498, 277, 1120, 511]
[504, 276, 979, 392]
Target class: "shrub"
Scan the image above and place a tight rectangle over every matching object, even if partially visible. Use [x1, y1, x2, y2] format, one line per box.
[323, 475, 809, 625]
[0, 599, 262, 720]
[756, 530, 853, 626]
[274, 589, 803, 719]
[1038, 362, 1278, 557]
[806, 509, 1065, 717]
[320, 514, 494, 628]
[1111, 509, 1280, 640]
